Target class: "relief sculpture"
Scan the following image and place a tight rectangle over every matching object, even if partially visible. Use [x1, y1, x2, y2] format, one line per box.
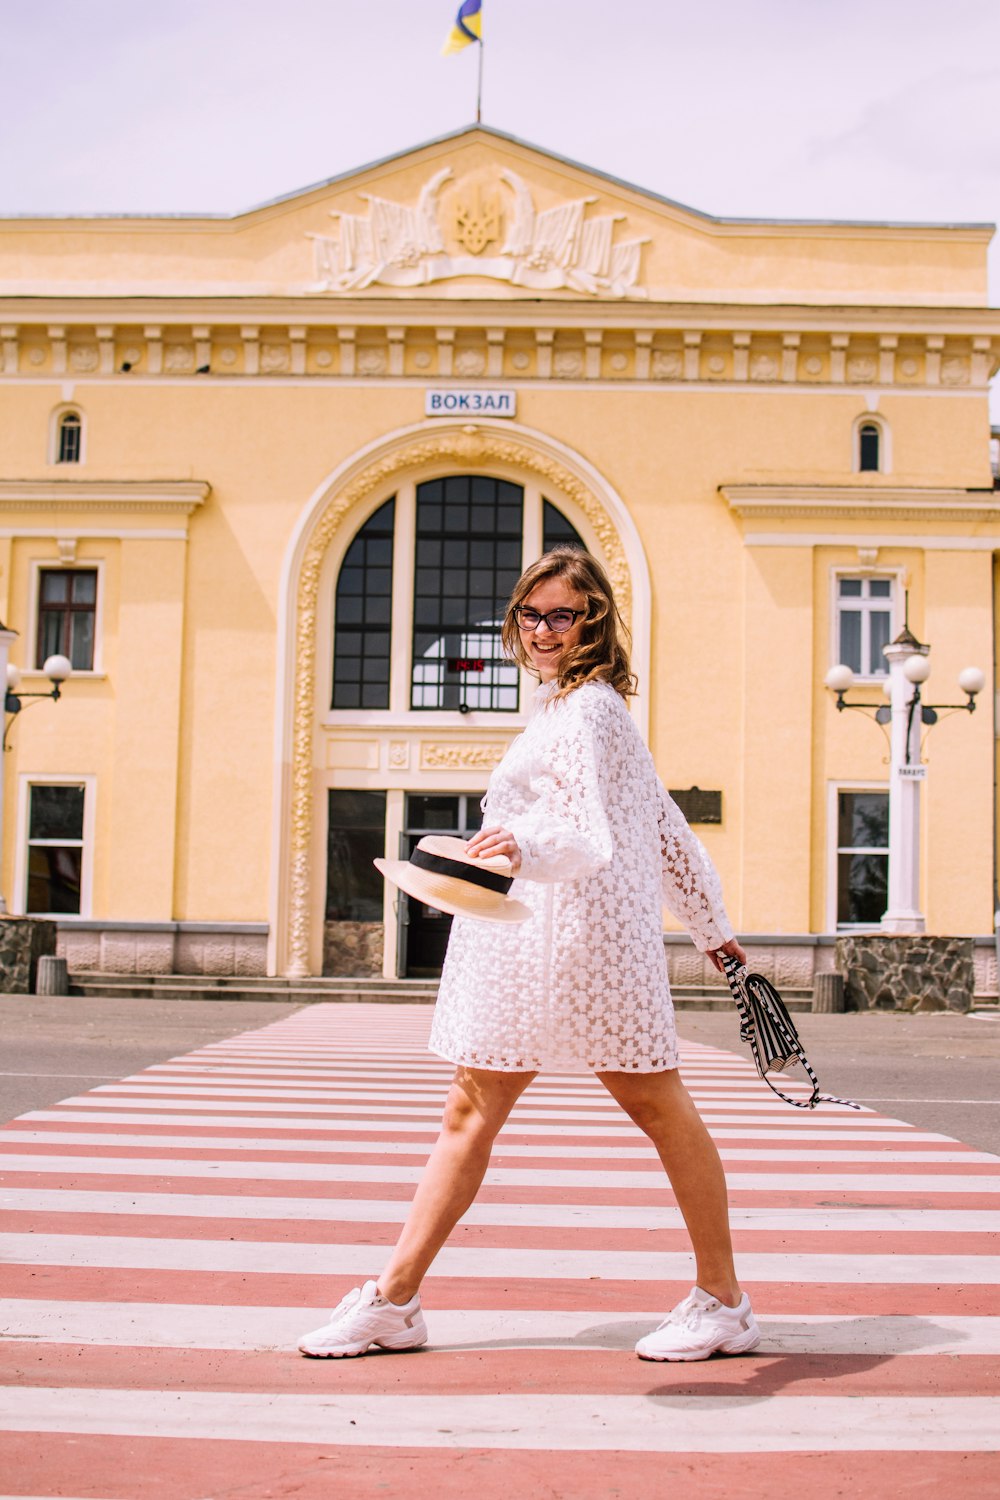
[309, 168, 647, 299]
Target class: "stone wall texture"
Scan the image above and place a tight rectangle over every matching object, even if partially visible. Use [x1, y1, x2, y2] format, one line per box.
[835, 934, 975, 1013]
[323, 920, 384, 977]
[0, 917, 56, 992]
[58, 927, 267, 977]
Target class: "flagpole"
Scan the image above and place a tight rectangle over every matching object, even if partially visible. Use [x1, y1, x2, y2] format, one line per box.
[476, 38, 483, 122]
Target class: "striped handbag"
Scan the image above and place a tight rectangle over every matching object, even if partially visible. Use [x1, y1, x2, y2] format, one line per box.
[721, 954, 860, 1112]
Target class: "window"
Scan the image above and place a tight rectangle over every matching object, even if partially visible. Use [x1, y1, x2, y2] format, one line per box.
[26, 783, 86, 914]
[836, 790, 888, 927]
[854, 415, 889, 474]
[56, 411, 82, 465]
[411, 476, 523, 712]
[543, 499, 587, 554]
[837, 576, 893, 677]
[331, 498, 394, 710]
[325, 790, 386, 921]
[36, 568, 97, 670]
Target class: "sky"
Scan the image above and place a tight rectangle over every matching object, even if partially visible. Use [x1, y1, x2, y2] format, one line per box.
[3, 0, 999, 392]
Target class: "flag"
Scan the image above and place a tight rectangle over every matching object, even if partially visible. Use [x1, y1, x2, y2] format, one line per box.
[442, 0, 482, 55]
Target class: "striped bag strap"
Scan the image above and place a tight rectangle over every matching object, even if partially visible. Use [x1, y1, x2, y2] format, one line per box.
[720, 954, 861, 1112]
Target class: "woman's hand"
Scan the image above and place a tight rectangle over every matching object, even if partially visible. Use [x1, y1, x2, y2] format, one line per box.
[706, 936, 747, 973]
[467, 824, 522, 874]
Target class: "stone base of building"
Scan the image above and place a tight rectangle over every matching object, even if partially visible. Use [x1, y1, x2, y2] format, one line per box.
[57, 922, 268, 977]
[323, 920, 384, 977]
[0, 916, 56, 992]
[834, 934, 976, 1012]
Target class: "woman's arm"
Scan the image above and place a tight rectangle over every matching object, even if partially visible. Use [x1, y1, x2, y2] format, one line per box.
[469, 690, 614, 884]
[657, 779, 736, 955]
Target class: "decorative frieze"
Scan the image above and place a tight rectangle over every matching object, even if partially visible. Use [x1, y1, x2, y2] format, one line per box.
[3, 320, 998, 390]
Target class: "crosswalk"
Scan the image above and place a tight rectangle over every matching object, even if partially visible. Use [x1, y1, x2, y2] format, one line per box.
[1, 1002, 998, 1497]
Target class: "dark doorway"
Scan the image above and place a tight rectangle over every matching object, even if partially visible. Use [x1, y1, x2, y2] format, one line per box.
[398, 793, 484, 976]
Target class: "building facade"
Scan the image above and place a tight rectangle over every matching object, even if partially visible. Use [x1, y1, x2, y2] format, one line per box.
[0, 126, 997, 991]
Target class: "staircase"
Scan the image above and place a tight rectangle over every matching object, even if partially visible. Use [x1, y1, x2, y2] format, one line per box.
[67, 972, 813, 1011]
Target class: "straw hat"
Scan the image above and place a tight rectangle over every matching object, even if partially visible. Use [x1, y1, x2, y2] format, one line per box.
[374, 834, 531, 924]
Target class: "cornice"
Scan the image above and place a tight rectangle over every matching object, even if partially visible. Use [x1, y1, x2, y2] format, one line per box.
[0, 480, 210, 514]
[1, 297, 999, 333]
[720, 484, 1000, 524]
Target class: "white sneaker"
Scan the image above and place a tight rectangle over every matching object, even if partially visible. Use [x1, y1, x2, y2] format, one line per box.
[298, 1280, 427, 1358]
[635, 1286, 760, 1362]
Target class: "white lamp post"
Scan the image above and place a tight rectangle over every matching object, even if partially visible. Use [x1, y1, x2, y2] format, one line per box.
[825, 626, 984, 935]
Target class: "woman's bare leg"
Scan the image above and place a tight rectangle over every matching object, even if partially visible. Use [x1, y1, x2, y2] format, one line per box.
[597, 1068, 740, 1306]
[376, 1066, 536, 1304]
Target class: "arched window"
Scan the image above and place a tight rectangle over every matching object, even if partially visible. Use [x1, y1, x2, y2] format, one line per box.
[330, 478, 588, 717]
[55, 410, 83, 465]
[331, 497, 394, 709]
[858, 422, 880, 472]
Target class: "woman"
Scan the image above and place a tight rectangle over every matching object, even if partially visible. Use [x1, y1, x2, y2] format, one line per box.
[299, 546, 758, 1363]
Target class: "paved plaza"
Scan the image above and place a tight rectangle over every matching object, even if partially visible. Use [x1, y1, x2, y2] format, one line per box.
[0, 999, 998, 1496]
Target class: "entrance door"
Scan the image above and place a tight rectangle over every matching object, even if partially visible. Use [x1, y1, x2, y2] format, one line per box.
[398, 793, 484, 977]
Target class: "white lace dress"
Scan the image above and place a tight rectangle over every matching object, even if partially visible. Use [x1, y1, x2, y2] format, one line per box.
[428, 680, 734, 1073]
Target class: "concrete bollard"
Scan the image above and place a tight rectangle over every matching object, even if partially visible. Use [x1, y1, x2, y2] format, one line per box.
[812, 971, 844, 1014]
[35, 954, 69, 995]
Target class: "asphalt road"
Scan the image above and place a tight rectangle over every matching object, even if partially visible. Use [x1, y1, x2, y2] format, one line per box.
[1, 992, 998, 1154]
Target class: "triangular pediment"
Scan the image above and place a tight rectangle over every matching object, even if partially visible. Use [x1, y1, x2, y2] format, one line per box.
[0, 126, 990, 306]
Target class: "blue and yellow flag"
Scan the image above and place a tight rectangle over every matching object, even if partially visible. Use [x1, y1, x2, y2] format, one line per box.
[442, 0, 482, 55]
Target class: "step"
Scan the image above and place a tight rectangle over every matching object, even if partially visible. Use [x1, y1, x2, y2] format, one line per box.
[66, 974, 812, 1010]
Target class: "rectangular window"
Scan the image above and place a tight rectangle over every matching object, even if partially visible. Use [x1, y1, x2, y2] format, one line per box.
[26, 783, 86, 914]
[36, 568, 97, 671]
[836, 790, 889, 927]
[836, 576, 893, 677]
[326, 790, 386, 921]
[411, 476, 522, 712]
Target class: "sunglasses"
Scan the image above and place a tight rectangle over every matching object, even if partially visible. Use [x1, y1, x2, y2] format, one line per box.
[512, 606, 587, 634]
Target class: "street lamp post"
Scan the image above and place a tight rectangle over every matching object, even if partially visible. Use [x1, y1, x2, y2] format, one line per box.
[0, 650, 74, 915]
[825, 624, 984, 935]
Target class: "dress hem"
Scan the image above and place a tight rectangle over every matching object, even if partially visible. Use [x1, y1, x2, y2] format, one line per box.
[428, 1044, 679, 1075]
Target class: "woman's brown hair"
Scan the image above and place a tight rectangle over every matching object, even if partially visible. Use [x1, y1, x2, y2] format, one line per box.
[501, 545, 637, 702]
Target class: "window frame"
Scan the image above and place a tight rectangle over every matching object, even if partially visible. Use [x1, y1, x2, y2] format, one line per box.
[852, 412, 890, 475]
[27, 559, 105, 674]
[829, 567, 902, 684]
[14, 773, 96, 919]
[826, 780, 889, 932]
[48, 405, 87, 467]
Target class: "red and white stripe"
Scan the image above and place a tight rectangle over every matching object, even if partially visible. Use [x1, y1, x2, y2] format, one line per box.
[1, 1002, 998, 1499]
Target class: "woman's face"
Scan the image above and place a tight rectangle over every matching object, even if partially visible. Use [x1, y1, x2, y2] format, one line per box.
[517, 574, 589, 682]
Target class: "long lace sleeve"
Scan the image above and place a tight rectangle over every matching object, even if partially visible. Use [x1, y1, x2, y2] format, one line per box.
[504, 690, 614, 884]
[657, 780, 734, 952]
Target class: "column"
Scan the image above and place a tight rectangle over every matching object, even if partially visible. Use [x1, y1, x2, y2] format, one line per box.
[881, 638, 926, 933]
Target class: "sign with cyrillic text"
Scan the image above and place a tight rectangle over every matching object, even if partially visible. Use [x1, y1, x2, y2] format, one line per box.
[425, 389, 516, 417]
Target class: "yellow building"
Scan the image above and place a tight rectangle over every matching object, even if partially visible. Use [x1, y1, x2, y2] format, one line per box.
[0, 126, 997, 995]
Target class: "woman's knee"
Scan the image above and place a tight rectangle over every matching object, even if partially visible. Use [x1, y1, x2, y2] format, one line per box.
[440, 1070, 532, 1139]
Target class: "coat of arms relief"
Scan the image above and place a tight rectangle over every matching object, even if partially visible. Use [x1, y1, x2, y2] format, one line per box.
[308, 167, 648, 298]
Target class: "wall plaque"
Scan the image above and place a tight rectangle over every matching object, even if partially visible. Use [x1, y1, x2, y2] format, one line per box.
[669, 786, 722, 824]
[426, 388, 516, 417]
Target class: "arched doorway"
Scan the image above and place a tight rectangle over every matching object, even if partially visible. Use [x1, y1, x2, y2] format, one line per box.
[270, 419, 650, 979]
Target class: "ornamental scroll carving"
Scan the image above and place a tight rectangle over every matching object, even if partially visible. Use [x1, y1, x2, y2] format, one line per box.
[421, 742, 508, 770]
[284, 426, 632, 976]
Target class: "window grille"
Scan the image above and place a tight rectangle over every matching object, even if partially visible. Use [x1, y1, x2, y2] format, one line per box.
[837, 576, 893, 677]
[411, 476, 523, 712]
[331, 498, 395, 710]
[27, 783, 85, 915]
[36, 568, 97, 671]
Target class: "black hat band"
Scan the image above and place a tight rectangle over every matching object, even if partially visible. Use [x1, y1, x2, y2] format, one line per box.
[410, 847, 513, 896]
